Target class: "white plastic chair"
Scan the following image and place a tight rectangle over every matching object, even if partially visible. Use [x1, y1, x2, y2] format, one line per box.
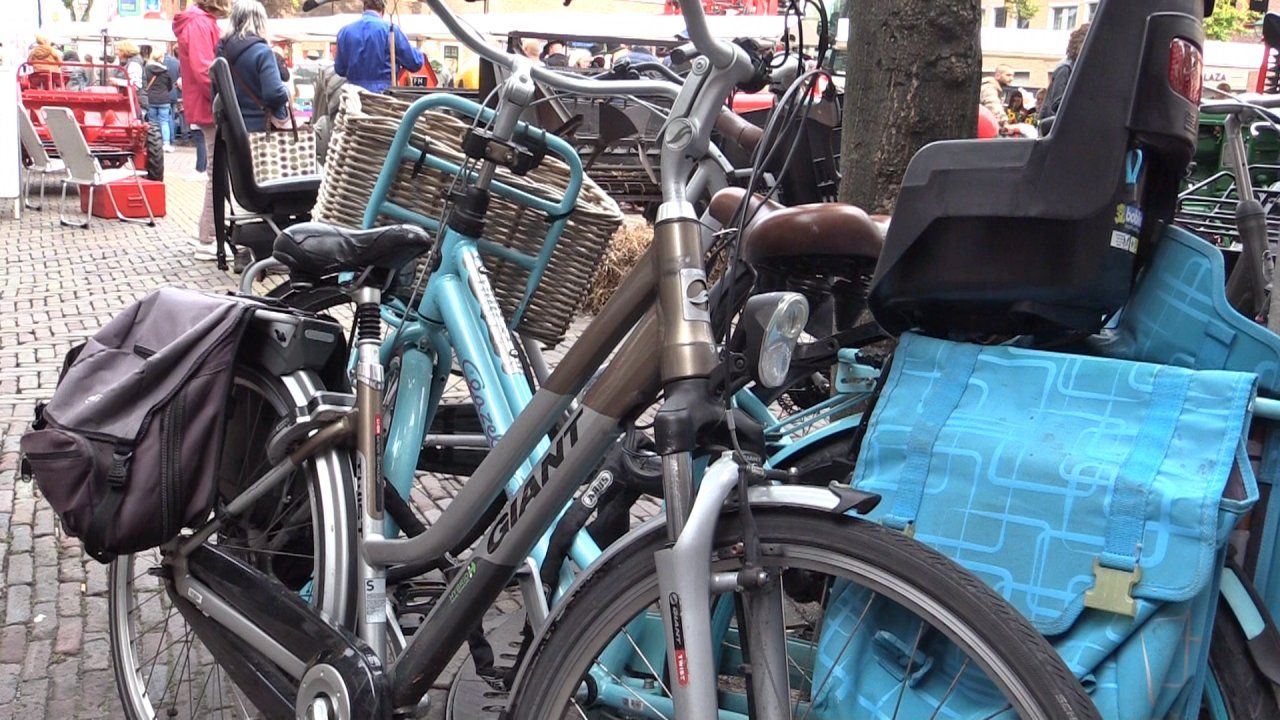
[42, 106, 155, 227]
[17, 106, 67, 211]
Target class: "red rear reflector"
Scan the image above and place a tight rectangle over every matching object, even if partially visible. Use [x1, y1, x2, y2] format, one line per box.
[1169, 38, 1203, 105]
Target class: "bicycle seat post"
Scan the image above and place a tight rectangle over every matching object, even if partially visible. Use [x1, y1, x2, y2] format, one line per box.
[353, 277, 388, 660]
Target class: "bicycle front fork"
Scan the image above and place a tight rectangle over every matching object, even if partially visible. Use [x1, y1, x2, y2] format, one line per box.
[650, 213, 792, 717]
[654, 454, 792, 719]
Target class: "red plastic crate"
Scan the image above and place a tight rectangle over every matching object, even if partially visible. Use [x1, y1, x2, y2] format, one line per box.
[79, 178, 166, 219]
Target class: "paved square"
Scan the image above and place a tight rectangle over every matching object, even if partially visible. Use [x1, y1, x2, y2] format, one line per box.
[0, 148, 497, 717]
[0, 147, 247, 717]
[0, 145, 660, 717]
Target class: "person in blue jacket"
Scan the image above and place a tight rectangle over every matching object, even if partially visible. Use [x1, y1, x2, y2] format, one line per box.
[335, 0, 424, 93]
[217, 0, 290, 132]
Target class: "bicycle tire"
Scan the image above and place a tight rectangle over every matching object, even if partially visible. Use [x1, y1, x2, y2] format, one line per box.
[109, 365, 357, 719]
[507, 507, 1099, 720]
[1203, 600, 1280, 719]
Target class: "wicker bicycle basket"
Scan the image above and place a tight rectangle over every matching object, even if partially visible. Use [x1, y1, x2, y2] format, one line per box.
[313, 90, 624, 346]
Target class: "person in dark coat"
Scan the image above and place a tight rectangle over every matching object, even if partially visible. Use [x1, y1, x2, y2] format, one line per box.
[1041, 23, 1090, 131]
[217, 0, 290, 132]
[162, 47, 182, 141]
[62, 49, 89, 91]
[541, 39, 569, 68]
[144, 48, 177, 151]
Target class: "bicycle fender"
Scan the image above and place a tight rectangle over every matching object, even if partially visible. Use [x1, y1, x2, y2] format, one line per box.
[1222, 558, 1280, 686]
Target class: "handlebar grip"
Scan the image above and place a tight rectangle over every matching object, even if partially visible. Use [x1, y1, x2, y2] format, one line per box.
[715, 109, 765, 156]
[669, 43, 702, 67]
[629, 62, 684, 85]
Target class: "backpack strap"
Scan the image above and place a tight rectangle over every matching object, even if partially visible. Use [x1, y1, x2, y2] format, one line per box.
[85, 447, 131, 563]
[885, 341, 983, 532]
[228, 59, 298, 136]
[1086, 367, 1191, 617]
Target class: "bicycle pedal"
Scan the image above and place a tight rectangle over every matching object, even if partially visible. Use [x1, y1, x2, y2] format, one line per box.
[392, 579, 447, 635]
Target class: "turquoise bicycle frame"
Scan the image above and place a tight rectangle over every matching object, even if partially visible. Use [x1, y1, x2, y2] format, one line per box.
[363, 93, 601, 589]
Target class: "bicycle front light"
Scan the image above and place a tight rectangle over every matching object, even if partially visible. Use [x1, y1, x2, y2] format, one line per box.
[742, 292, 809, 389]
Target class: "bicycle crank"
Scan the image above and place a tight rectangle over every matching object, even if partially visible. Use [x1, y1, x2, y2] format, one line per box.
[170, 544, 395, 718]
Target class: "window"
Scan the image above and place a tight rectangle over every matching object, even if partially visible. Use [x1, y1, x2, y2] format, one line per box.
[1052, 5, 1079, 30]
[1016, 12, 1031, 29]
[993, 6, 1008, 27]
[1088, 2, 1099, 19]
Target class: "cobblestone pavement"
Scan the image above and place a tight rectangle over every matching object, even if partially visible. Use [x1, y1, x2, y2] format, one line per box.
[0, 147, 558, 718]
[0, 146, 240, 718]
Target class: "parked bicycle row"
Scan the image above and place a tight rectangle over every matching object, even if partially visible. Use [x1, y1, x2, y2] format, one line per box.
[19, 0, 1280, 719]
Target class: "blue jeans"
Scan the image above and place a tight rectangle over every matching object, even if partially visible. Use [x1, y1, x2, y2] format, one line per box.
[146, 104, 172, 145]
[193, 127, 207, 172]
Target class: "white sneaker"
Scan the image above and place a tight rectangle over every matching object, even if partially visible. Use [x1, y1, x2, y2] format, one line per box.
[163, 144, 176, 153]
[189, 239, 217, 260]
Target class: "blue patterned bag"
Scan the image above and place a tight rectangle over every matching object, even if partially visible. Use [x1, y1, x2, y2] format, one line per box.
[1094, 225, 1280, 395]
[811, 333, 1258, 719]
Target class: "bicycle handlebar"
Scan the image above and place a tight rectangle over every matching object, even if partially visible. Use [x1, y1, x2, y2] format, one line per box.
[715, 108, 765, 155]
[421, 0, 681, 100]
[627, 61, 686, 85]
[1233, 93, 1280, 109]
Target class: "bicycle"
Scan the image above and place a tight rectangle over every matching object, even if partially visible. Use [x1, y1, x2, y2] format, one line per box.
[1177, 90, 1280, 324]
[1162, 91, 1280, 720]
[250, 61, 886, 587]
[103, 0, 1097, 717]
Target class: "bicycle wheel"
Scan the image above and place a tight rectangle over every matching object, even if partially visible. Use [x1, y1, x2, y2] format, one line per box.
[1201, 600, 1280, 719]
[507, 507, 1099, 720]
[109, 365, 357, 719]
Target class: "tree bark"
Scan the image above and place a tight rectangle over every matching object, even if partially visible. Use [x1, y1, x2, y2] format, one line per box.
[837, 0, 982, 213]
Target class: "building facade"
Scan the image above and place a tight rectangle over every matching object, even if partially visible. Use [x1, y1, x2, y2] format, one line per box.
[979, 1, 1270, 90]
[979, 1, 1100, 31]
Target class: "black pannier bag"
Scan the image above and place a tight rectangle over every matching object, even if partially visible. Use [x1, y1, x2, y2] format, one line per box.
[20, 288, 259, 562]
[868, 0, 1204, 338]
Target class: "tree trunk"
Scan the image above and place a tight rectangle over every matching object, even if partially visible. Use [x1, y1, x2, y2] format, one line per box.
[837, 0, 982, 214]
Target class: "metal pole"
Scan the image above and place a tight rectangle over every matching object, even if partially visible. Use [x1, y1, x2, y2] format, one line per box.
[388, 0, 398, 89]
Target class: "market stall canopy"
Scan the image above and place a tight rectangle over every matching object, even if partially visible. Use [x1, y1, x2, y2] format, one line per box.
[979, 26, 1260, 70]
[43, 16, 179, 43]
[471, 11, 790, 46]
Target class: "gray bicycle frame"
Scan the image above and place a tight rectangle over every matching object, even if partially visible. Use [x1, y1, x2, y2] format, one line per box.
[170, 0, 828, 715]
[346, 2, 776, 712]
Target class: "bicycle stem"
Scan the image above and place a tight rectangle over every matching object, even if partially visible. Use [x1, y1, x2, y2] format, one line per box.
[474, 61, 536, 192]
